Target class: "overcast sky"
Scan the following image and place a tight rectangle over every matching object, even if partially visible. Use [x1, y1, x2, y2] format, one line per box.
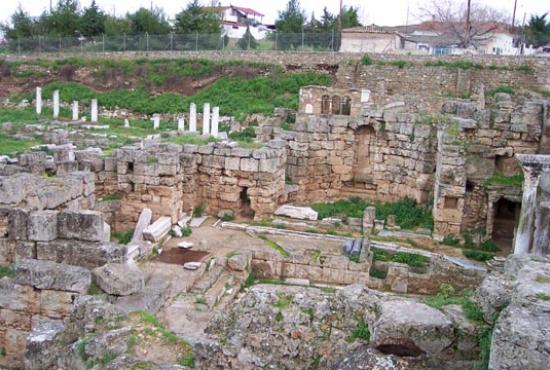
[2, 0, 549, 27]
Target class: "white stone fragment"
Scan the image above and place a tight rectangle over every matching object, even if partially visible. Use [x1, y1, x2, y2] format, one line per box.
[177, 242, 194, 249]
[152, 114, 160, 130]
[72, 101, 79, 121]
[189, 103, 197, 132]
[177, 117, 185, 132]
[52, 90, 59, 119]
[183, 262, 201, 270]
[124, 118, 130, 128]
[143, 216, 172, 242]
[211, 106, 219, 137]
[274, 204, 318, 221]
[91, 99, 98, 122]
[202, 102, 210, 136]
[35, 87, 42, 115]
[189, 216, 208, 228]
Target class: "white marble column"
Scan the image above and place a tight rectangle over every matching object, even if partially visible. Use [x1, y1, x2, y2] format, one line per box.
[202, 103, 210, 136]
[91, 99, 98, 123]
[211, 106, 219, 137]
[177, 117, 185, 132]
[514, 169, 539, 255]
[152, 114, 160, 130]
[72, 101, 79, 121]
[124, 119, 130, 128]
[52, 90, 60, 119]
[35, 87, 42, 115]
[189, 103, 197, 132]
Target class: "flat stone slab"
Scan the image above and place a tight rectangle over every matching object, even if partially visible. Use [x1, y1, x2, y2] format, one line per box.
[143, 216, 171, 242]
[274, 204, 318, 221]
[285, 278, 310, 286]
[444, 256, 487, 272]
[177, 242, 194, 249]
[189, 216, 208, 228]
[177, 214, 192, 227]
[183, 262, 201, 270]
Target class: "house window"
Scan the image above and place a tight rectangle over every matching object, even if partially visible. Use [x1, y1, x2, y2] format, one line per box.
[331, 96, 341, 115]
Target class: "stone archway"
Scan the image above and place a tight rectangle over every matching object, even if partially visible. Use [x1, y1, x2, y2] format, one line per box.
[353, 126, 376, 183]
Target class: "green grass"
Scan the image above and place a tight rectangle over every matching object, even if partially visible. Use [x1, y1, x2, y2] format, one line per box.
[111, 230, 134, 245]
[0, 133, 39, 156]
[536, 293, 550, 301]
[372, 247, 430, 268]
[138, 311, 190, 346]
[258, 234, 290, 257]
[310, 197, 433, 230]
[178, 353, 195, 368]
[463, 249, 495, 262]
[425, 284, 484, 323]
[0, 265, 15, 278]
[229, 127, 256, 142]
[484, 172, 524, 187]
[275, 311, 284, 322]
[441, 235, 461, 246]
[240, 271, 256, 292]
[167, 134, 219, 146]
[19, 72, 330, 121]
[425, 60, 484, 70]
[485, 85, 514, 97]
[98, 194, 122, 202]
[361, 54, 374, 65]
[348, 320, 370, 342]
[473, 327, 493, 370]
[273, 293, 292, 309]
[192, 204, 205, 217]
[369, 266, 387, 279]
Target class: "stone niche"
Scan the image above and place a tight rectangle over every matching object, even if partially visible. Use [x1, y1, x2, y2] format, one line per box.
[299, 86, 362, 117]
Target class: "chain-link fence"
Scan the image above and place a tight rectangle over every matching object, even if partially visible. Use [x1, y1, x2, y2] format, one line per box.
[1, 32, 344, 54]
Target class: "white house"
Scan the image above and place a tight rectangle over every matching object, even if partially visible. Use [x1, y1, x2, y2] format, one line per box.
[204, 4, 271, 40]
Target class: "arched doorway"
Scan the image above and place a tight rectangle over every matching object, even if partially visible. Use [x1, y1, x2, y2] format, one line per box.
[354, 126, 376, 182]
[492, 197, 520, 252]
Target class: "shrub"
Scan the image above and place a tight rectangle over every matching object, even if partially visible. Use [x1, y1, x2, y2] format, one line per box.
[221, 213, 235, 222]
[181, 226, 192, 237]
[192, 204, 205, 217]
[111, 230, 133, 245]
[485, 85, 514, 97]
[369, 266, 387, 279]
[463, 249, 495, 262]
[361, 54, 374, 65]
[372, 247, 430, 268]
[0, 265, 15, 278]
[349, 321, 370, 342]
[441, 235, 461, 246]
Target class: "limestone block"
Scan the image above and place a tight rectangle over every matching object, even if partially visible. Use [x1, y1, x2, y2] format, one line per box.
[57, 211, 109, 242]
[227, 254, 249, 272]
[259, 158, 280, 173]
[24, 319, 65, 370]
[93, 263, 144, 296]
[15, 241, 36, 260]
[14, 259, 91, 294]
[143, 217, 171, 242]
[240, 158, 259, 172]
[0, 278, 39, 311]
[372, 300, 455, 356]
[8, 209, 29, 241]
[225, 157, 240, 171]
[39, 290, 74, 319]
[27, 211, 57, 242]
[274, 204, 318, 221]
[36, 240, 125, 269]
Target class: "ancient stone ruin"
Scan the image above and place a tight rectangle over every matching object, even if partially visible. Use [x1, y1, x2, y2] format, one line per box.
[0, 54, 549, 370]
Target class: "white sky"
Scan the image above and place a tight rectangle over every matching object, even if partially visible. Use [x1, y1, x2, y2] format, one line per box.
[2, 0, 549, 27]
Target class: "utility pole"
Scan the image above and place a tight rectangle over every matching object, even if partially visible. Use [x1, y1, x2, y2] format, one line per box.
[464, 0, 472, 48]
[338, 0, 343, 32]
[512, 0, 518, 29]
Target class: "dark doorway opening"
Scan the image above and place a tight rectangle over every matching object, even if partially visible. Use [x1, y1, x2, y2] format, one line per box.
[492, 198, 520, 252]
[240, 187, 254, 218]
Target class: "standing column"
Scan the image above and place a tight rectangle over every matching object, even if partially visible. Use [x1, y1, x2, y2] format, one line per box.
[124, 118, 130, 128]
[72, 101, 79, 121]
[211, 106, 219, 137]
[52, 90, 60, 119]
[189, 103, 197, 132]
[514, 168, 540, 255]
[91, 99, 98, 123]
[35, 87, 42, 115]
[152, 114, 160, 130]
[177, 117, 185, 132]
[202, 102, 210, 136]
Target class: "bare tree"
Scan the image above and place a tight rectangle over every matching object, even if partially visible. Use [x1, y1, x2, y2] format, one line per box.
[419, 0, 508, 48]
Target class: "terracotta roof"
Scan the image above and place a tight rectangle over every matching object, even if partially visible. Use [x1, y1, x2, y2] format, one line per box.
[202, 5, 264, 17]
[342, 25, 399, 35]
[232, 6, 264, 17]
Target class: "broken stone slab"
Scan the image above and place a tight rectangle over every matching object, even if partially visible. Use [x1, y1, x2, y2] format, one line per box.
[177, 241, 194, 249]
[131, 208, 152, 244]
[372, 300, 455, 356]
[15, 258, 91, 294]
[177, 214, 192, 228]
[143, 216, 171, 243]
[227, 254, 248, 271]
[274, 204, 318, 221]
[285, 278, 310, 286]
[115, 279, 170, 315]
[171, 226, 183, 237]
[184, 262, 201, 270]
[189, 216, 208, 228]
[92, 263, 145, 296]
[57, 210, 110, 242]
[24, 319, 65, 370]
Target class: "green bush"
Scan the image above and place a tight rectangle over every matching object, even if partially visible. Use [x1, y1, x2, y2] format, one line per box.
[484, 172, 524, 187]
[361, 54, 374, 65]
[485, 85, 514, 97]
[192, 204, 204, 217]
[372, 247, 430, 268]
[111, 230, 133, 245]
[369, 266, 387, 279]
[425, 284, 484, 323]
[181, 226, 192, 237]
[463, 249, 495, 262]
[229, 127, 256, 142]
[349, 321, 370, 342]
[441, 235, 461, 246]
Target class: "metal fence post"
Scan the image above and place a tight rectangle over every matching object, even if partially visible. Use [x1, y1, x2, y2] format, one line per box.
[248, 30, 251, 50]
[123, 34, 126, 51]
[146, 33, 150, 52]
[102, 34, 105, 53]
[275, 31, 278, 51]
[38, 36, 41, 55]
[301, 30, 304, 50]
[17, 38, 21, 55]
[331, 29, 335, 51]
[170, 33, 174, 51]
[195, 32, 198, 51]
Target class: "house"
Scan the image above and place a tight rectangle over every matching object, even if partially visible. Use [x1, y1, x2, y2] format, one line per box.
[340, 25, 404, 53]
[203, 4, 271, 40]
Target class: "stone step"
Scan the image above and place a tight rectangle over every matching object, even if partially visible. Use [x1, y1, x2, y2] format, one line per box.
[204, 273, 235, 308]
[190, 264, 223, 294]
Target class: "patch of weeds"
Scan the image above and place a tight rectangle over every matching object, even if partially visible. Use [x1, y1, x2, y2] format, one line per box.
[484, 172, 524, 187]
[348, 255, 360, 263]
[425, 284, 484, 323]
[127, 335, 138, 355]
[229, 127, 256, 142]
[167, 134, 219, 146]
[181, 226, 192, 237]
[111, 229, 134, 245]
[87, 282, 103, 295]
[274, 293, 292, 309]
[303, 307, 315, 322]
[536, 275, 550, 284]
[372, 247, 430, 268]
[361, 54, 374, 65]
[281, 121, 294, 131]
[221, 213, 235, 222]
[369, 266, 387, 279]
[348, 320, 370, 342]
[192, 204, 205, 217]
[472, 327, 492, 370]
[146, 156, 158, 165]
[240, 271, 256, 292]
[178, 353, 195, 368]
[100, 351, 117, 366]
[98, 193, 122, 202]
[0, 133, 39, 156]
[275, 311, 284, 322]
[195, 297, 207, 305]
[425, 60, 484, 70]
[536, 293, 550, 301]
[516, 64, 533, 73]
[152, 246, 159, 256]
[138, 311, 188, 345]
[441, 235, 461, 246]
[485, 85, 514, 97]
[463, 249, 494, 262]
[258, 234, 290, 257]
[310, 249, 321, 263]
[0, 265, 15, 278]
[387, 60, 413, 69]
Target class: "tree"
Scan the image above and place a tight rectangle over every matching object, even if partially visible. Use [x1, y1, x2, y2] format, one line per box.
[524, 13, 550, 47]
[40, 0, 81, 37]
[174, 0, 221, 34]
[0, 5, 38, 40]
[104, 15, 131, 36]
[127, 7, 171, 35]
[420, 0, 507, 48]
[274, 0, 306, 49]
[338, 6, 362, 29]
[79, 0, 105, 37]
[237, 26, 257, 50]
